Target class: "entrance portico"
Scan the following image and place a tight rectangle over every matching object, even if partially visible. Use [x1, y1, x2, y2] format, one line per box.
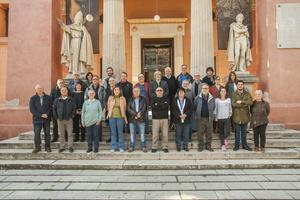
[128, 18, 186, 82]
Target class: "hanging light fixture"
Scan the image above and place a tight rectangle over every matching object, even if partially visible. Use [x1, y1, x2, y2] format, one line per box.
[154, 0, 160, 21]
[86, 0, 94, 22]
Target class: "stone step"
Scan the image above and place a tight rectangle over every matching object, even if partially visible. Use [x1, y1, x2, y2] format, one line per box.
[2, 136, 300, 149]
[0, 137, 254, 150]
[1, 159, 300, 170]
[0, 148, 298, 160]
[17, 129, 300, 141]
[48, 123, 286, 131]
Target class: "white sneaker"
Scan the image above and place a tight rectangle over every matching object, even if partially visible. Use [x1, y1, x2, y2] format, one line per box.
[120, 149, 124, 153]
[110, 149, 115, 153]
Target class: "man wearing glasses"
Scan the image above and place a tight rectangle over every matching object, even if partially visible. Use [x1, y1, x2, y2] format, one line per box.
[151, 87, 170, 153]
[194, 84, 215, 152]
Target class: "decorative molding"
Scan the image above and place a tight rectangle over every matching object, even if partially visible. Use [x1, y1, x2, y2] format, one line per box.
[127, 18, 188, 24]
[129, 22, 185, 82]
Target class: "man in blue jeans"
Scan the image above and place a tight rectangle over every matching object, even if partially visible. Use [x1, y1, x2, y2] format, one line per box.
[231, 80, 253, 151]
[127, 88, 148, 152]
[29, 84, 53, 153]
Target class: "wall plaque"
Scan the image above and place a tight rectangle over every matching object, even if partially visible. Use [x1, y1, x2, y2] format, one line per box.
[277, 3, 300, 48]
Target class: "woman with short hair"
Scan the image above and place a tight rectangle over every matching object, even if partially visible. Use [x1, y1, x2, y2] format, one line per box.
[250, 90, 270, 153]
[81, 89, 102, 153]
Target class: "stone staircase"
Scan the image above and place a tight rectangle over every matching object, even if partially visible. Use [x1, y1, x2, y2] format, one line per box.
[0, 123, 299, 170]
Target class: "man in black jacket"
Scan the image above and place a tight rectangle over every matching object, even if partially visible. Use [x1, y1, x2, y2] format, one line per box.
[127, 88, 148, 152]
[29, 84, 53, 153]
[151, 87, 169, 153]
[176, 64, 193, 87]
[149, 71, 169, 101]
[50, 79, 64, 142]
[202, 67, 216, 87]
[53, 86, 76, 153]
[117, 72, 133, 103]
[162, 67, 178, 129]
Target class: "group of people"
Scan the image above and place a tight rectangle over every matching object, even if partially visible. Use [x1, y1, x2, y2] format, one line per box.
[29, 65, 270, 154]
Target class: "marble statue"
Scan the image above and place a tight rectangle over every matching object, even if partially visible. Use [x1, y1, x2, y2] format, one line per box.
[227, 13, 252, 72]
[58, 11, 94, 76]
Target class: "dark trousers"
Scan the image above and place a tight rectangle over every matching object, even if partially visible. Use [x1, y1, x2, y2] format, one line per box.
[218, 118, 231, 145]
[253, 124, 267, 148]
[52, 118, 58, 139]
[175, 123, 190, 149]
[234, 123, 248, 147]
[73, 114, 86, 141]
[86, 124, 100, 151]
[169, 95, 175, 125]
[197, 118, 213, 148]
[33, 120, 51, 148]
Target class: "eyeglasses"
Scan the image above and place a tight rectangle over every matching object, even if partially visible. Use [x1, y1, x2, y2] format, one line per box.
[156, 90, 163, 92]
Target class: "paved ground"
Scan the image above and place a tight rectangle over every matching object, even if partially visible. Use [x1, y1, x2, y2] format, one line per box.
[0, 169, 300, 199]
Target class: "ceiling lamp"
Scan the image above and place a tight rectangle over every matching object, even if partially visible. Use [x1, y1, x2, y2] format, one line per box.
[153, 0, 160, 22]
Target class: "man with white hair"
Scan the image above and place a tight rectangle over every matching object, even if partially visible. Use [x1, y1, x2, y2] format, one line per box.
[149, 70, 169, 100]
[29, 84, 53, 153]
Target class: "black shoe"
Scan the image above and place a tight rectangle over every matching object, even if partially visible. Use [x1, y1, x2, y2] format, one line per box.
[45, 147, 52, 153]
[233, 146, 239, 151]
[162, 149, 169, 153]
[243, 146, 252, 151]
[151, 149, 157, 153]
[32, 148, 41, 154]
[51, 138, 58, 143]
[69, 148, 74, 153]
[106, 139, 111, 143]
[184, 148, 189, 152]
[93, 149, 99, 153]
[176, 147, 181, 152]
[86, 149, 92, 153]
[198, 146, 203, 152]
[58, 148, 65, 153]
[73, 138, 79, 142]
[80, 138, 85, 142]
[206, 147, 214, 152]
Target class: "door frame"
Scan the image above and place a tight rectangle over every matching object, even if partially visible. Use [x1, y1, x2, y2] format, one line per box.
[141, 38, 174, 82]
[128, 18, 186, 82]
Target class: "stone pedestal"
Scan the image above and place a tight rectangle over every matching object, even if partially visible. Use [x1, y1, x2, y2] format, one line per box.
[102, 0, 126, 80]
[190, 0, 214, 76]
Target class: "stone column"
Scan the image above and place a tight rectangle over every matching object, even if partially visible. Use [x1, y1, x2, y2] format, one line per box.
[190, 0, 214, 77]
[102, 0, 126, 80]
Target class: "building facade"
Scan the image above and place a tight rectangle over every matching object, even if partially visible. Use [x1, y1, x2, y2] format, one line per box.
[0, 0, 300, 139]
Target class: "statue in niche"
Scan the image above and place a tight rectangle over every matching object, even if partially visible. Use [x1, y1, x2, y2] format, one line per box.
[227, 13, 252, 72]
[58, 11, 94, 76]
